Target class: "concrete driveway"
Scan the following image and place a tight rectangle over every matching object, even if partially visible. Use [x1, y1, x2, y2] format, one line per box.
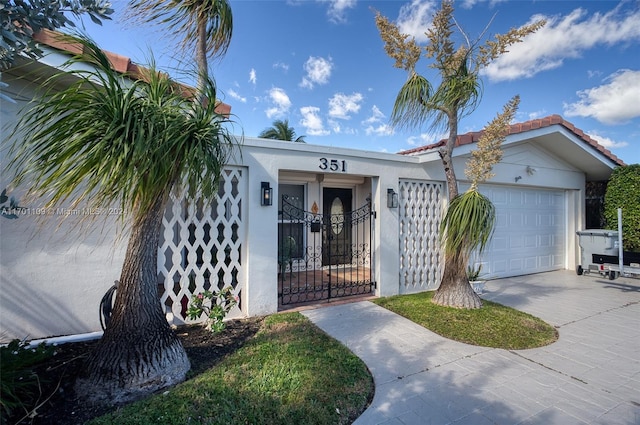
[303, 270, 640, 424]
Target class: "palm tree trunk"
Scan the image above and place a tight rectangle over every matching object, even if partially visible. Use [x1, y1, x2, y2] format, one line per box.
[440, 112, 460, 201]
[196, 14, 209, 102]
[434, 112, 482, 308]
[432, 251, 482, 308]
[76, 193, 190, 403]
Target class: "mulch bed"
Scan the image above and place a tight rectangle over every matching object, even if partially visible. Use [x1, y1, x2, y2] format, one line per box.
[5, 317, 264, 425]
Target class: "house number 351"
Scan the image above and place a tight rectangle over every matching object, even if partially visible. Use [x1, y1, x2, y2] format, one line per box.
[319, 158, 347, 172]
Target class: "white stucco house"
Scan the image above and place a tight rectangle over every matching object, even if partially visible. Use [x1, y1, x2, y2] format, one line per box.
[0, 33, 624, 341]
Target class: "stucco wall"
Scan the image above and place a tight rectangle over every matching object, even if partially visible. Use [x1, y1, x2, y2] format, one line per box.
[2, 56, 603, 341]
[231, 138, 442, 314]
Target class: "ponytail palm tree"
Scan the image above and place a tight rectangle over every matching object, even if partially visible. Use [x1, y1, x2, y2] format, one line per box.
[6, 35, 236, 402]
[376, 0, 543, 308]
[259, 119, 306, 143]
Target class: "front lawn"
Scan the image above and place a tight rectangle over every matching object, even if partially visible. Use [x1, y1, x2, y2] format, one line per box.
[89, 313, 373, 425]
[373, 291, 557, 349]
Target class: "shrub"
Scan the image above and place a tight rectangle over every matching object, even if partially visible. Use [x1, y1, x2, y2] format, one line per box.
[604, 164, 640, 252]
[1, 339, 55, 421]
[186, 287, 238, 333]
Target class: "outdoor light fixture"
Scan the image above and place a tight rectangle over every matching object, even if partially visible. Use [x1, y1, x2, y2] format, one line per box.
[387, 188, 399, 208]
[261, 182, 272, 206]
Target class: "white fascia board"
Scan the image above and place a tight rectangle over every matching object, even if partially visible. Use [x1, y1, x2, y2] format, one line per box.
[241, 136, 421, 165]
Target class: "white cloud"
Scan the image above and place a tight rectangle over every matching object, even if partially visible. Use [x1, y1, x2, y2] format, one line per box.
[526, 109, 547, 121]
[265, 87, 291, 119]
[364, 123, 394, 137]
[317, 0, 356, 23]
[460, 0, 507, 9]
[362, 106, 394, 136]
[249, 68, 256, 85]
[273, 62, 289, 72]
[484, 5, 640, 82]
[228, 89, 247, 103]
[300, 56, 333, 89]
[328, 119, 357, 135]
[396, 0, 437, 43]
[564, 69, 640, 125]
[328, 92, 364, 119]
[362, 105, 386, 125]
[300, 106, 330, 136]
[588, 132, 629, 149]
[406, 131, 446, 146]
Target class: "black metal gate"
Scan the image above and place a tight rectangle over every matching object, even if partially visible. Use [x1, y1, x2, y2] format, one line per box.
[278, 195, 375, 306]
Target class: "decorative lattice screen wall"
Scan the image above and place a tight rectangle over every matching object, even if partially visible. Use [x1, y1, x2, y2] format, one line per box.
[158, 167, 245, 325]
[399, 180, 443, 293]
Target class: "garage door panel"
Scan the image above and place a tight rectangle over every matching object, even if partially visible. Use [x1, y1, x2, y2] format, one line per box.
[492, 235, 508, 250]
[493, 260, 508, 274]
[509, 234, 523, 248]
[539, 234, 552, 248]
[510, 214, 524, 226]
[509, 258, 523, 272]
[539, 255, 552, 268]
[524, 257, 537, 270]
[492, 189, 509, 205]
[524, 234, 537, 248]
[479, 185, 566, 279]
[495, 213, 508, 228]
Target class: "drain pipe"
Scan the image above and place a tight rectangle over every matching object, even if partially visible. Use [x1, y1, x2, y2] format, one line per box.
[618, 208, 624, 277]
[21, 331, 103, 349]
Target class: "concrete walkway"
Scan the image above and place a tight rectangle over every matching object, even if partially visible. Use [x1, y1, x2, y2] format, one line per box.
[302, 270, 640, 424]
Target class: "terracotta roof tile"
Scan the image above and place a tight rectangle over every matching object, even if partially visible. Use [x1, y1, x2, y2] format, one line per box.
[399, 114, 625, 166]
[32, 30, 231, 116]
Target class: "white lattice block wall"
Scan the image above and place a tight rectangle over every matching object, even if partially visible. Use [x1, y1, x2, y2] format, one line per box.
[399, 180, 443, 293]
[158, 167, 245, 325]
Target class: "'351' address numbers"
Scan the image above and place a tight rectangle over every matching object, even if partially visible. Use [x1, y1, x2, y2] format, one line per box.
[319, 158, 347, 172]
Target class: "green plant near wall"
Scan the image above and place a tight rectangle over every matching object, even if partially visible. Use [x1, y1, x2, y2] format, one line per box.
[278, 236, 297, 275]
[1, 339, 55, 421]
[604, 164, 640, 252]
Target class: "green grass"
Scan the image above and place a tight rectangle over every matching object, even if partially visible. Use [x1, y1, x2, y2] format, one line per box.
[89, 313, 373, 425]
[373, 291, 558, 349]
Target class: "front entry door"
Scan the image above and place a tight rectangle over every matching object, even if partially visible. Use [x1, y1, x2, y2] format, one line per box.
[322, 188, 352, 266]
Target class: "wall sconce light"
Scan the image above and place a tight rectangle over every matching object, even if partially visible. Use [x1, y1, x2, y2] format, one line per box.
[387, 188, 399, 208]
[261, 182, 272, 206]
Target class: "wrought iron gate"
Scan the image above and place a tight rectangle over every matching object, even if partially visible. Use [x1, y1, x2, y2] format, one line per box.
[278, 195, 375, 306]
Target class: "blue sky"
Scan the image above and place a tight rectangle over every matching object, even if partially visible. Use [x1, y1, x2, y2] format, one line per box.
[72, 0, 640, 165]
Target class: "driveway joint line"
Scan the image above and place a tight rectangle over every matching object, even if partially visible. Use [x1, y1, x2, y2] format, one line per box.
[555, 300, 639, 328]
[508, 350, 589, 385]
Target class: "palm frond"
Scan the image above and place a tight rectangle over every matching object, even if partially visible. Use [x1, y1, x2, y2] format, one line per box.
[6, 35, 236, 224]
[390, 72, 434, 131]
[440, 189, 495, 256]
[127, 0, 233, 61]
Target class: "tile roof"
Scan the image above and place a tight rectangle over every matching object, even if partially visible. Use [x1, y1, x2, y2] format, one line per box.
[399, 114, 625, 166]
[32, 30, 231, 116]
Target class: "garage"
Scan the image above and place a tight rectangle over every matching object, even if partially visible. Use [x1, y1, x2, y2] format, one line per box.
[478, 185, 566, 278]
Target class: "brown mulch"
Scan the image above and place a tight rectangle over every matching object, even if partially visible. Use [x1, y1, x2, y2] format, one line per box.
[4, 317, 264, 425]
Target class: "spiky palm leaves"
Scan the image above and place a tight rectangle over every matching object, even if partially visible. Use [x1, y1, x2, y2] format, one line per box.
[259, 119, 306, 143]
[9, 35, 233, 222]
[375, 1, 540, 308]
[6, 35, 236, 401]
[440, 190, 495, 261]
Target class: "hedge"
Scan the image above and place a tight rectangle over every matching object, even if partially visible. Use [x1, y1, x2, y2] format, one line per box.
[604, 164, 640, 252]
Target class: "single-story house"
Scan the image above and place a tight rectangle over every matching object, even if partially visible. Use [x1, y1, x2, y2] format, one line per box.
[0, 33, 624, 341]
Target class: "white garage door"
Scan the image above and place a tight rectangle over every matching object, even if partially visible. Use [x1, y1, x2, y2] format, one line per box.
[478, 185, 566, 279]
